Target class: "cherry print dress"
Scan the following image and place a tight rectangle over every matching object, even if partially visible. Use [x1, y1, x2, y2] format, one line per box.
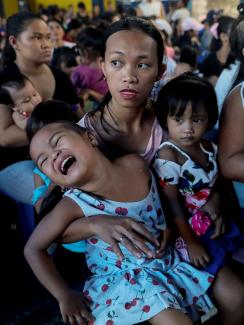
[153, 141, 243, 275]
[64, 175, 216, 325]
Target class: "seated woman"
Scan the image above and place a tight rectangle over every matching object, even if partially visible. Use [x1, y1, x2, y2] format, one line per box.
[0, 11, 81, 205]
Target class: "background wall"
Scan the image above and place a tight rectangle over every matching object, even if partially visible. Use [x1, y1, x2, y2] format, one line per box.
[192, 0, 239, 20]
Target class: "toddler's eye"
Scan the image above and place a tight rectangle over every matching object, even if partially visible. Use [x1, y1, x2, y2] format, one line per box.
[174, 116, 182, 122]
[138, 63, 150, 69]
[193, 118, 203, 123]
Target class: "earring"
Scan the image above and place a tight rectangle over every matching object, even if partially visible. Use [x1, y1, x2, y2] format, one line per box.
[103, 76, 106, 81]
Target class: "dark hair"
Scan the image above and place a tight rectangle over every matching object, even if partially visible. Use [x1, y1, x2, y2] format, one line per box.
[76, 26, 103, 59]
[0, 74, 31, 105]
[99, 16, 165, 109]
[47, 18, 64, 30]
[52, 47, 77, 70]
[26, 99, 78, 141]
[179, 45, 198, 68]
[155, 73, 218, 131]
[229, 10, 244, 88]
[78, 2, 86, 10]
[210, 15, 236, 52]
[2, 11, 43, 64]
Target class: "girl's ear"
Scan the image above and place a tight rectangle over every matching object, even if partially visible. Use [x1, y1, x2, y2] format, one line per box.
[157, 63, 166, 81]
[8, 35, 19, 50]
[100, 58, 106, 78]
[86, 131, 98, 147]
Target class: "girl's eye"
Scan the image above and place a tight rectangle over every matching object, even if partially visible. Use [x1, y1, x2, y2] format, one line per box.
[55, 136, 64, 146]
[40, 157, 47, 168]
[138, 63, 150, 69]
[174, 116, 182, 122]
[111, 60, 122, 67]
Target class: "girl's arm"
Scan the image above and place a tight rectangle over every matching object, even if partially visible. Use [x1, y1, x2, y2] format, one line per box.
[154, 146, 210, 268]
[0, 103, 28, 147]
[24, 197, 93, 324]
[219, 85, 244, 181]
[161, 183, 210, 268]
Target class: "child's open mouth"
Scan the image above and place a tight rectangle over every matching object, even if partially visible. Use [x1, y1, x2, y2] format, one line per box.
[60, 155, 76, 175]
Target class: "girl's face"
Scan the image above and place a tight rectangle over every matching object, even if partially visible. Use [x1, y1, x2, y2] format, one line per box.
[101, 29, 161, 110]
[30, 124, 96, 188]
[9, 80, 42, 117]
[48, 21, 64, 42]
[167, 103, 209, 147]
[12, 19, 52, 64]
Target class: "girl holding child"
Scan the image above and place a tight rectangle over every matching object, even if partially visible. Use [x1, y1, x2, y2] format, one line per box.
[26, 17, 244, 324]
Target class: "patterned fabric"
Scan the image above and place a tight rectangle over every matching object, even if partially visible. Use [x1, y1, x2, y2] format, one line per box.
[153, 141, 243, 275]
[64, 175, 215, 325]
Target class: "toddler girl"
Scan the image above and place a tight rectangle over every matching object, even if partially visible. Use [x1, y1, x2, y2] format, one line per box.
[153, 73, 243, 275]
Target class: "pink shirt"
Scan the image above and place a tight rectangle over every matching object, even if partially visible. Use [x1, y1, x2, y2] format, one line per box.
[78, 114, 167, 164]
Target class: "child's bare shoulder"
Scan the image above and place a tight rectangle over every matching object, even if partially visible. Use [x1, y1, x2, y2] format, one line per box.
[120, 154, 150, 177]
[49, 196, 84, 222]
[157, 144, 178, 162]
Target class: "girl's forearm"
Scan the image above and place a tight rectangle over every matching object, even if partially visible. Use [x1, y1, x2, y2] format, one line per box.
[174, 217, 197, 244]
[24, 247, 73, 302]
[61, 215, 96, 243]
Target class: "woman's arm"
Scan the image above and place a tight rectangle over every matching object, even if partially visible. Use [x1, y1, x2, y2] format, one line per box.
[0, 103, 28, 147]
[219, 85, 244, 181]
[24, 197, 92, 324]
[61, 214, 159, 260]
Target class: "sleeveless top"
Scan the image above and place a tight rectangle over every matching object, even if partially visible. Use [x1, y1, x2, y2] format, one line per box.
[78, 114, 166, 164]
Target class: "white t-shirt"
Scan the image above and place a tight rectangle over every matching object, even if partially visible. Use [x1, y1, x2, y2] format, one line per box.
[215, 60, 240, 128]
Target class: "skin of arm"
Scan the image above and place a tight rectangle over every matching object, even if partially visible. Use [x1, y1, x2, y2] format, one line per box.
[157, 146, 210, 268]
[219, 84, 244, 182]
[24, 196, 93, 324]
[0, 103, 28, 147]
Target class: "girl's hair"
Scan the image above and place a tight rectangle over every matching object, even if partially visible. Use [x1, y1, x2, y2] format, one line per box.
[210, 16, 236, 52]
[155, 73, 218, 131]
[26, 99, 78, 141]
[2, 11, 43, 64]
[99, 16, 165, 110]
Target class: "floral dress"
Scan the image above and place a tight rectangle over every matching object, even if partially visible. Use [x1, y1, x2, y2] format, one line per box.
[64, 175, 216, 325]
[153, 141, 243, 275]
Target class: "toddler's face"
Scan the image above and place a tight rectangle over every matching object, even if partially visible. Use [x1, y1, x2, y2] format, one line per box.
[9, 80, 42, 117]
[167, 103, 209, 147]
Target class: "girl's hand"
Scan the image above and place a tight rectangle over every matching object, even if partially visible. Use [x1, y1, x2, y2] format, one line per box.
[155, 228, 171, 258]
[12, 111, 28, 130]
[200, 191, 225, 239]
[58, 290, 94, 325]
[91, 215, 160, 260]
[188, 240, 210, 269]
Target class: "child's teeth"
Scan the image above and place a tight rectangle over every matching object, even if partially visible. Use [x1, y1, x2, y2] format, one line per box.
[61, 156, 72, 172]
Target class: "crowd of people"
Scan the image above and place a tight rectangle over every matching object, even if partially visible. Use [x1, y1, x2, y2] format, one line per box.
[1, 1, 244, 324]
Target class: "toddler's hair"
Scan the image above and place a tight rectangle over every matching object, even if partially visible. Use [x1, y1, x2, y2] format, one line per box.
[155, 73, 218, 131]
[0, 74, 30, 106]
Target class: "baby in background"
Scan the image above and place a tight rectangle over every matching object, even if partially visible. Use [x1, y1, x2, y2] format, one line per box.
[0, 75, 42, 130]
